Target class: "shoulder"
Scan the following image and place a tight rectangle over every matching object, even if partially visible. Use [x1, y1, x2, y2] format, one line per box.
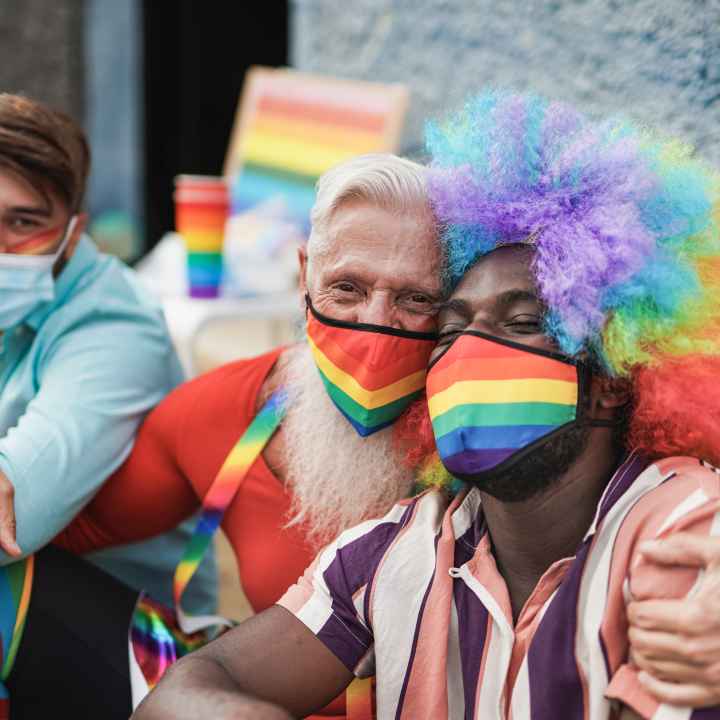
[37, 249, 171, 349]
[182, 346, 286, 396]
[318, 490, 450, 587]
[160, 346, 287, 420]
[627, 456, 720, 526]
[609, 457, 720, 571]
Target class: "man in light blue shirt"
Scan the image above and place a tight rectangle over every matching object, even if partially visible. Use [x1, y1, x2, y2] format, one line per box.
[0, 93, 217, 614]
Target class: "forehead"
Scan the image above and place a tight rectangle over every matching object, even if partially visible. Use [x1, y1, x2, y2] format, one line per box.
[452, 245, 536, 302]
[0, 169, 56, 214]
[318, 199, 441, 288]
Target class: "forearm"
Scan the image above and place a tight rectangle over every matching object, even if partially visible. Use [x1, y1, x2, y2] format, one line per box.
[133, 654, 292, 720]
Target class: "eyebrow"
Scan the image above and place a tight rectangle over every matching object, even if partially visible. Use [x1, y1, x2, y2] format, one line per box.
[495, 289, 540, 309]
[4, 206, 52, 217]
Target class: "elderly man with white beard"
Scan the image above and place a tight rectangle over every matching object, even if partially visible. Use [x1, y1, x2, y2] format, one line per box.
[52, 153, 442, 718]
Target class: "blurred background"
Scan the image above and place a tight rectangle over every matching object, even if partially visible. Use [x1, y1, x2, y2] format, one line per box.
[1, 0, 717, 261]
[1, 0, 717, 616]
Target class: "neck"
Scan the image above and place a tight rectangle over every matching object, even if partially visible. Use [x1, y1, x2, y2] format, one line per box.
[480, 430, 621, 621]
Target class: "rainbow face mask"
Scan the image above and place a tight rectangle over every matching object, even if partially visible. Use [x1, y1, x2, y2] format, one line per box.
[306, 296, 437, 436]
[427, 331, 603, 481]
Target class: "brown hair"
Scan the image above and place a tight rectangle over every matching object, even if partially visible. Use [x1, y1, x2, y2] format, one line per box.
[0, 94, 90, 213]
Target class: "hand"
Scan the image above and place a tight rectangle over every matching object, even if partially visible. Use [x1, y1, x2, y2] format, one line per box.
[627, 533, 720, 707]
[0, 471, 21, 557]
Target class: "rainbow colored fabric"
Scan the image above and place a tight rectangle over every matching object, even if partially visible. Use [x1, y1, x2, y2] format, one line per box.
[427, 333, 578, 477]
[175, 180, 228, 299]
[0, 557, 34, 720]
[129, 389, 288, 700]
[306, 304, 437, 436]
[346, 676, 375, 719]
[425, 89, 720, 469]
[231, 69, 407, 235]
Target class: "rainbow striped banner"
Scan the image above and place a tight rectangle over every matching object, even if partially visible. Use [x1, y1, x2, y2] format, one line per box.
[306, 309, 436, 437]
[129, 389, 288, 700]
[224, 67, 409, 234]
[427, 334, 579, 477]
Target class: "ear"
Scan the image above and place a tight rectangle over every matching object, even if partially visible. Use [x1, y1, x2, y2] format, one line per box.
[298, 245, 309, 296]
[64, 213, 87, 260]
[593, 375, 632, 413]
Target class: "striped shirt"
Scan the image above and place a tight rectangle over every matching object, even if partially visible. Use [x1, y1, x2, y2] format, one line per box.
[278, 453, 720, 720]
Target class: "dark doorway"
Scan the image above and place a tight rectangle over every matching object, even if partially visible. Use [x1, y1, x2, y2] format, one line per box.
[142, 2, 288, 253]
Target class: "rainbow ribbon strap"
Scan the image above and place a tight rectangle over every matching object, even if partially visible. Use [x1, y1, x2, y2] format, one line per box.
[130, 388, 288, 699]
[0, 556, 34, 720]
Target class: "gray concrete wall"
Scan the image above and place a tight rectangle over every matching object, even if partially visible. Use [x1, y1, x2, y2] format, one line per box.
[84, 0, 143, 258]
[291, 0, 720, 164]
[0, 0, 84, 118]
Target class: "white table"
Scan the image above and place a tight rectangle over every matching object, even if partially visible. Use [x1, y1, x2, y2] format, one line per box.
[161, 292, 300, 377]
[136, 234, 301, 376]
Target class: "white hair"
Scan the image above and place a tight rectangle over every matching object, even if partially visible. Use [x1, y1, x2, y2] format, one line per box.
[307, 153, 431, 258]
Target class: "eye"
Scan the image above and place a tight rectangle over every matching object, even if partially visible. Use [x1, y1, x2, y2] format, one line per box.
[409, 293, 432, 305]
[332, 282, 359, 294]
[400, 292, 437, 315]
[505, 315, 542, 334]
[7, 216, 41, 233]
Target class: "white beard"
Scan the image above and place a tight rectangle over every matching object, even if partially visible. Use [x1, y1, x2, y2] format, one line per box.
[282, 345, 416, 546]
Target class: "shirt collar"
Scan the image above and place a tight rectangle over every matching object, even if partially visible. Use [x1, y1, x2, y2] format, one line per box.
[24, 236, 99, 332]
[451, 450, 651, 548]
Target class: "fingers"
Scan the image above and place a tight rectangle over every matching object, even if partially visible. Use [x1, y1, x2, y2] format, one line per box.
[638, 670, 720, 708]
[631, 642, 720, 685]
[628, 626, 717, 666]
[629, 590, 720, 633]
[629, 599, 720, 701]
[0, 474, 20, 557]
[638, 534, 720, 569]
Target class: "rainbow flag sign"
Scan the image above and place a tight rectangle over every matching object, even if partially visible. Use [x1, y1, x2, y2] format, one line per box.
[223, 67, 409, 234]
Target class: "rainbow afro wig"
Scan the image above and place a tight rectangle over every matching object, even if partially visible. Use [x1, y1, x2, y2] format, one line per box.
[420, 89, 720, 471]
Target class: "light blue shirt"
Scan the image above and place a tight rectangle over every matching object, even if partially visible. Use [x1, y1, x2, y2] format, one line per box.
[0, 236, 217, 613]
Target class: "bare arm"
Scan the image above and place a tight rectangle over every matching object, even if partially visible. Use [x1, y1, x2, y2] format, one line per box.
[132, 606, 354, 720]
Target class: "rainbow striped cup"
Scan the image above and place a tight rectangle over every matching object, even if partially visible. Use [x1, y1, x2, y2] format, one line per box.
[174, 175, 229, 298]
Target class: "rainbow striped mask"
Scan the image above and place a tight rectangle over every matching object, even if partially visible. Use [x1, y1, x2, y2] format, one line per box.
[427, 332, 589, 481]
[306, 297, 437, 436]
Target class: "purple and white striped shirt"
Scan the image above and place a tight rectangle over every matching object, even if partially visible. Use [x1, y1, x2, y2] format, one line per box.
[279, 453, 720, 720]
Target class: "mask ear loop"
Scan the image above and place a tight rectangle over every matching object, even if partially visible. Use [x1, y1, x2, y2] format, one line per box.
[57, 215, 78, 256]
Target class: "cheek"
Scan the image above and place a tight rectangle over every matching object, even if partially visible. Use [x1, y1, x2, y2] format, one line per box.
[400, 312, 438, 333]
[312, 293, 362, 323]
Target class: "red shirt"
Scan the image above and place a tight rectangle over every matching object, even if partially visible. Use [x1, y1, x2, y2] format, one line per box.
[56, 347, 314, 614]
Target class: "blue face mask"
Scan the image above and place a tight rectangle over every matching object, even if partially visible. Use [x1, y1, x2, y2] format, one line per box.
[0, 216, 77, 330]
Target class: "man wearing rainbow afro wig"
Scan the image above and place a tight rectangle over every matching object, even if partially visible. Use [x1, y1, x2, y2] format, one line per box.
[133, 92, 720, 720]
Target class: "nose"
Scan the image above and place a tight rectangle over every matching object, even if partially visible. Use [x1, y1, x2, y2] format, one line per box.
[356, 292, 395, 327]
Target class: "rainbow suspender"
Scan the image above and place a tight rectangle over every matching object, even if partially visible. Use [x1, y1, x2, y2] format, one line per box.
[0, 556, 34, 719]
[129, 389, 289, 705]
